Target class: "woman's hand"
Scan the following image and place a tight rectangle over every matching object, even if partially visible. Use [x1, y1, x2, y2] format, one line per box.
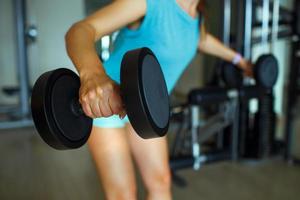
[79, 70, 126, 119]
[238, 59, 253, 77]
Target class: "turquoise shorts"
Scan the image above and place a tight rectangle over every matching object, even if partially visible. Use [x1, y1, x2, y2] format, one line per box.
[93, 84, 175, 128]
[93, 114, 130, 128]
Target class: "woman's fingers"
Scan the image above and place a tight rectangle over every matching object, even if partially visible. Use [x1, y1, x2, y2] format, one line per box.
[79, 78, 124, 119]
[78, 72, 129, 119]
[109, 86, 127, 119]
[108, 94, 123, 115]
[240, 60, 254, 77]
[90, 100, 103, 117]
[246, 63, 254, 77]
[99, 98, 113, 117]
[80, 95, 95, 118]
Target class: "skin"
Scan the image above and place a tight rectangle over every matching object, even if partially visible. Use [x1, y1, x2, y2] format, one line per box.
[65, 0, 252, 199]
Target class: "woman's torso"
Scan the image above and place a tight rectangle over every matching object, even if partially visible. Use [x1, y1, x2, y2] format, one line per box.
[103, 0, 200, 92]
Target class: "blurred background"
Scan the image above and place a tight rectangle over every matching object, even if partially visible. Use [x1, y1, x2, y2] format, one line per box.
[0, 0, 300, 199]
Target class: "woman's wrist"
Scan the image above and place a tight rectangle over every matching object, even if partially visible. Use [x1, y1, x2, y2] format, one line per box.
[231, 53, 249, 70]
[78, 65, 106, 79]
[232, 53, 242, 65]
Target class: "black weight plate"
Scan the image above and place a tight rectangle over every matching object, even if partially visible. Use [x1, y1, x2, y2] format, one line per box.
[51, 71, 92, 142]
[141, 55, 169, 129]
[121, 47, 170, 139]
[254, 54, 279, 89]
[31, 68, 92, 149]
[221, 62, 243, 88]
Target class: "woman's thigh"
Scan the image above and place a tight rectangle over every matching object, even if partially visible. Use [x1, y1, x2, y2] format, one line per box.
[87, 126, 136, 199]
[125, 123, 171, 191]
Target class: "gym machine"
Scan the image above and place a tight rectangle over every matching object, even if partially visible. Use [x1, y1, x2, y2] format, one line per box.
[0, 0, 34, 129]
[169, 0, 289, 184]
[284, 0, 300, 164]
[245, 0, 300, 163]
[232, 0, 300, 160]
[169, 54, 279, 172]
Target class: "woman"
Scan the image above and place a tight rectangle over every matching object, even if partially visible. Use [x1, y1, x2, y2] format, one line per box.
[65, 0, 252, 199]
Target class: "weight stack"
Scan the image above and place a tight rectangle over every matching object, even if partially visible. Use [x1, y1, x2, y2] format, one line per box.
[256, 91, 276, 158]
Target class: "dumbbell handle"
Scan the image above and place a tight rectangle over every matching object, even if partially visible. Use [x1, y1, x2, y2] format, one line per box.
[70, 97, 126, 118]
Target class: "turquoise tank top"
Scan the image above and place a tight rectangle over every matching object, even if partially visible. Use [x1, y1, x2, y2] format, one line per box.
[103, 0, 200, 93]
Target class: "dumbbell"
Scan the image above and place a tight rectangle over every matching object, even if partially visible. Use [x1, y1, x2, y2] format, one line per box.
[221, 54, 279, 89]
[31, 47, 170, 150]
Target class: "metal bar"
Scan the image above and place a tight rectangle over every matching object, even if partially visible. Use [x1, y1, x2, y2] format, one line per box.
[261, 0, 270, 45]
[216, 130, 224, 149]
[223, 0, 231, 46]
[0, 105, 19, 114]
[231, 98, 240, 161]
[296, 0, 300, 36]
[198, 114, 231, 143]
[199, 121, 231, 143]
[0, 119, 33, 129]
[271, 0, 280, 44]
[244, 0, 253, 59]
[13, 0, 30, 117]
[238, 102, 249, 158]
[190, 106, 201, 170]
[252, 28, 294, 44]
[170, 120, 186, 156]
[236, 0, 245, 53]
[170, 152, 231, 171]
[253, 20, 294, 27]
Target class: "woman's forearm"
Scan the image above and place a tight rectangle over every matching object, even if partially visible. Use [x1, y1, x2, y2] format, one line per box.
[65, 22, 106, 77]
[199, 33, 241, 65]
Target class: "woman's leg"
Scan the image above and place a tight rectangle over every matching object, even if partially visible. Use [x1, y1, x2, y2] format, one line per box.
[125, 123, 172, 200]
[88, 125, 137, 200]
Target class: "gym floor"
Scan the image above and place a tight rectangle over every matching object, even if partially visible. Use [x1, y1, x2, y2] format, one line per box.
[0, 127, 299, 200]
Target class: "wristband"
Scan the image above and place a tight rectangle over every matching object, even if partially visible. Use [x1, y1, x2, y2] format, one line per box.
[232, 53, 242, 65]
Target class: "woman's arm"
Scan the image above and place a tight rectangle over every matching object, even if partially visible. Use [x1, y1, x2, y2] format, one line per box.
[198, 25, 252, 74]
[65, 0, 146, 118]
[65, 0, 146, 77]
